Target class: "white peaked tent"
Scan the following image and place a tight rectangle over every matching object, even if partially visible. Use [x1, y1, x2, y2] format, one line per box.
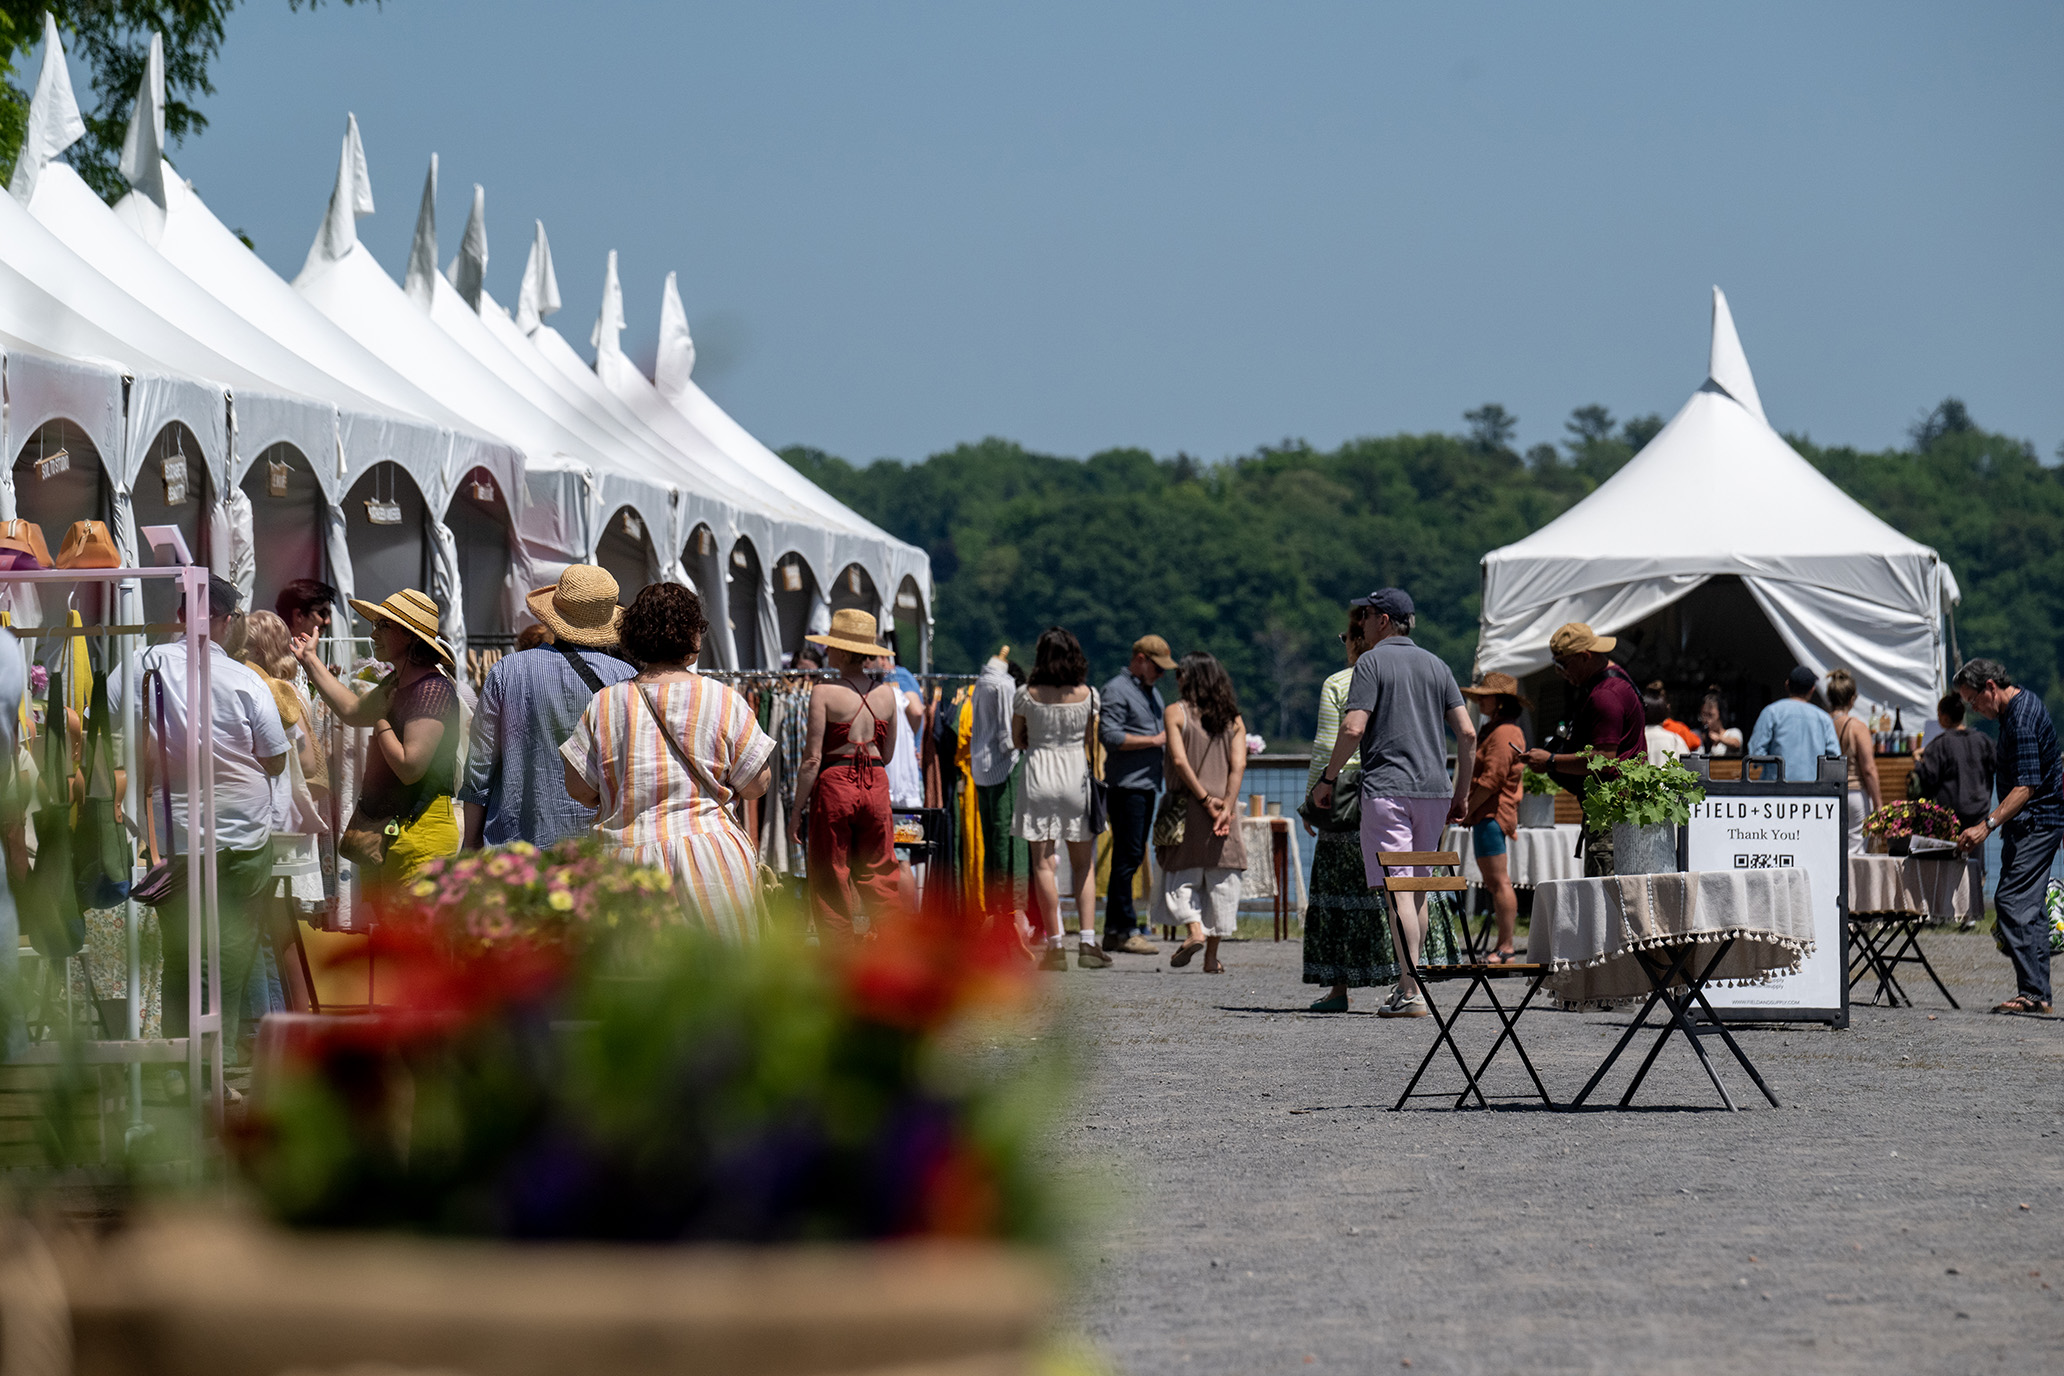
[21, 30, 397, 609]
[604, 266, 935, 660]
[403, 171, 697, 607]
[293, 122, 690, 648]
[1476, 287, 1959, 717]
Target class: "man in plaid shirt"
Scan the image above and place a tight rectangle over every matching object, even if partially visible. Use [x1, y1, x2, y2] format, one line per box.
[1954, 658, 2063, 1015]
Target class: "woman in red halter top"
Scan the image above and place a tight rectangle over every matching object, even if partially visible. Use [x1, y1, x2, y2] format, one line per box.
[788, 610, 904, 941]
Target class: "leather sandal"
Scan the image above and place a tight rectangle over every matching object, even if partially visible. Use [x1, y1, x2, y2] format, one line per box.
[1993, 994, 2053, 1015]
[1169, 939, 1206, 968]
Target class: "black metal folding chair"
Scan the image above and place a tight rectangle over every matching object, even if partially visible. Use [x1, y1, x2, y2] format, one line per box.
[1381, 851, 1554, 1110]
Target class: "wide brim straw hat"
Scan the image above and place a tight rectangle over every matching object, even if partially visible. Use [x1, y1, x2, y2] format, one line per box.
[805, 608, 893, 658]
[1460, 671, 1532, 709]
[347, 588, 454, 668]
[525, 564, 624, 649]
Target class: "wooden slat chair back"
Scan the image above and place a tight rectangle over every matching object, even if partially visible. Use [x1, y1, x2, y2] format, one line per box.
[1376, 850, 1555, 1110]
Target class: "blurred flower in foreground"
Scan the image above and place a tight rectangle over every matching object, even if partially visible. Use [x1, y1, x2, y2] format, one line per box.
[237, 873, 1056, 1246]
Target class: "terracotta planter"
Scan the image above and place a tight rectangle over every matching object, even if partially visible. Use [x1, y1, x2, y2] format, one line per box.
[55, 1212, 1052, 1376]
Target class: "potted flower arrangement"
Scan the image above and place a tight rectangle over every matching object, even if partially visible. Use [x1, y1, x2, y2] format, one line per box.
[34, 845, 1061, 1375]
[1576, 748, 1708, 875]
[1519, 766, 1561, 828]
[1861, 799, 1958, 856]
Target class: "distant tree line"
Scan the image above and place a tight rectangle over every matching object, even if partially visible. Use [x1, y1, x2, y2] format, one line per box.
[784, 399, 2063, 744]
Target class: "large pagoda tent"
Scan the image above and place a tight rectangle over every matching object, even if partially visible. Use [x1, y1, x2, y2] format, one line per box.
[605, 268, 935, 667]
[15, 27, 489, 625]
[290, 120, 674, 646]
[1475, 286, 1959, 723]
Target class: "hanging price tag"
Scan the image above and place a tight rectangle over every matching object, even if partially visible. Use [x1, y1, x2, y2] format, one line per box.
[36, 448, 69, 481]
[365, 498, 403, 525]
[162, 453, 189, 506]
[268, 457, 291, 497]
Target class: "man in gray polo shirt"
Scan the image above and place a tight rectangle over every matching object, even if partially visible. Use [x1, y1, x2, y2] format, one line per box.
[1309, 588, 1475, 1018]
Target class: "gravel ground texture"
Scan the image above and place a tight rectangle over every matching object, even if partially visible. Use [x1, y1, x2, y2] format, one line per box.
[1056, 926, 2064, 1375]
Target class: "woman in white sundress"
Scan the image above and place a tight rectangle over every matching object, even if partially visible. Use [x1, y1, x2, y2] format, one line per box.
[562, 583, 775, 941]
[1011, 626, 1111, 971]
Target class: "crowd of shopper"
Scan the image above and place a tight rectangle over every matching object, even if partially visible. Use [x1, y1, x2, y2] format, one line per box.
[43, 559, 2052, 1070]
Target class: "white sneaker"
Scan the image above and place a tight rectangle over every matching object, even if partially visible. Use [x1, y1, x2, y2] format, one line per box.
[1377, 993, 1430, 1019]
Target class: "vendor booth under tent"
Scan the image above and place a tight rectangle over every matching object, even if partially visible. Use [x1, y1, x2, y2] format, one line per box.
[1475, 286, 1960, 726]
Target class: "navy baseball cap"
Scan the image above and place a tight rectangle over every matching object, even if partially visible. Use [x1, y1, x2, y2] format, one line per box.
[1351, 587, 1414, 619]
[1787, 665, 1819, 694]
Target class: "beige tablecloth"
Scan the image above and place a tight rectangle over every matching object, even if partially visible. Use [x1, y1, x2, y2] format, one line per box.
[1848, 854, 1982, 923]
[1441, 823, 1585, 889]
[1236, 816, 1306, 913]
[1527, 869, 1816, 1007]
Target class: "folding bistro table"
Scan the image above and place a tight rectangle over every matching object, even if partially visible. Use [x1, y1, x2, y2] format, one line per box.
[1845, 852, 1980, 1009]
[1528, 869, 1816, 1111]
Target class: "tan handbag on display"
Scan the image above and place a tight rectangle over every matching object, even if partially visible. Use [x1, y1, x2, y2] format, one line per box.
[0, 519, 52, 568]
[55, 520, 120, 569]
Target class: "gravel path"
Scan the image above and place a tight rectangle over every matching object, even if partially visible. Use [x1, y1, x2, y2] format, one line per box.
[1058, 927, 2064, 1374]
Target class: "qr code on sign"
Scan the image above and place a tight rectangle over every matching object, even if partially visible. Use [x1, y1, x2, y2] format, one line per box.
[1733, 853, 1795, 869]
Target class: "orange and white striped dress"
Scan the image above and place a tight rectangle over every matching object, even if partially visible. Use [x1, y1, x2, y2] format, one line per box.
[559, 673, 777, 942]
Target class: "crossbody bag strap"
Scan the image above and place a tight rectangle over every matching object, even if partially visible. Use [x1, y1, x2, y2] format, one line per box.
[552, 641, 608, 695]
[143, 668, 171, 867]
[633, 680, 728, 800]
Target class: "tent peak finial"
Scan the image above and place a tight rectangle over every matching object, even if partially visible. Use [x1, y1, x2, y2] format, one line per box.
[591, 248, 625, 360]
[303, 112, 374, 277]
[655, 270, 696, 399]
[445, 181, 488, 310]
[117, 30, 168, 209]
[1706, 285, 1767, 425]
[9, 13, 87, 206]
[515, 219, 561, 334]
[403, 152, 438, 309]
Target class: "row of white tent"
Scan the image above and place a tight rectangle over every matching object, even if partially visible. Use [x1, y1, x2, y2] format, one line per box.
[0, 19, 931, 665]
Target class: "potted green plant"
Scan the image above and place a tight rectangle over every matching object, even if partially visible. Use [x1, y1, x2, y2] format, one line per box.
[1576, 748, 1708, 875]
[1519, 767, 1561, 828]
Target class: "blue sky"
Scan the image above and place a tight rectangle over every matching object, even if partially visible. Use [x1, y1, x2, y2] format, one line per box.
[139, 2, 2064, 463]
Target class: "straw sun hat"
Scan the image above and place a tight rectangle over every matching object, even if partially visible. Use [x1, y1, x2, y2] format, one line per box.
[347, 588, 454, 668]
[805, 608, 893, 658]
[525, 564, 624, 649]
[1459, 671, 1532, 709]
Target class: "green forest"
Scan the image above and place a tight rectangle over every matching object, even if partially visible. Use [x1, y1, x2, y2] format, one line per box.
[783, 399, 2064, 744]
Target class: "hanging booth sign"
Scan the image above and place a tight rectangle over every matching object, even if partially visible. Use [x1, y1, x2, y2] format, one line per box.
[162, 452, 189, 507]
[621, 511, 642, 541]
[1682, 777, 1849, 1026]
[365, 465, 402, 525]
[780, 563, 803, 593]
[268, 456, 291, 497]
[37, 446, 69, 481]
[471, 472, 496, 504]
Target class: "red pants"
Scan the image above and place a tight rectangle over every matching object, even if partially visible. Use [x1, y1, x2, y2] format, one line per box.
[807, 761, 900, 939]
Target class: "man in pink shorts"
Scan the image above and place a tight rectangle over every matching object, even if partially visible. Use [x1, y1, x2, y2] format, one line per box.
[1308, 588, 1475, 1017]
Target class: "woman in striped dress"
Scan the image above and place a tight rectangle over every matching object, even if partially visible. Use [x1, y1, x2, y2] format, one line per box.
[562, 584, 775, 941]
